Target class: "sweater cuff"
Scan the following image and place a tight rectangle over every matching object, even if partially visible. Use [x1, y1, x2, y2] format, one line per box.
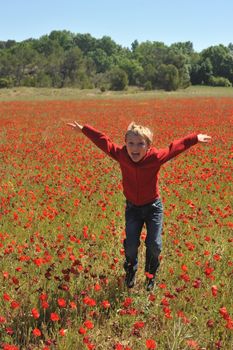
[82, 124, 94, 137]
[184, 133, 198, 146]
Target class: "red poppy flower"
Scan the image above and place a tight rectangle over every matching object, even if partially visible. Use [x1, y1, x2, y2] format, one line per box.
[211, 285, 218, 297]
[101, 300, 111, 309]
[78, 327, 86, 335]
[59, 328, 67, 336]
[83, 320, 94, 329]
[58, 298, 66, 308]
[31, 308, 40, 319]
[146, 339, 157, 349]
[32, 328, 41, 337]
[11, 301, 20, 309]
[50, 312, 60, 322]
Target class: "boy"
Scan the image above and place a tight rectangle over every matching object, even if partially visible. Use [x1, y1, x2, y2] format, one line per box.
[67, 121, 211, 291]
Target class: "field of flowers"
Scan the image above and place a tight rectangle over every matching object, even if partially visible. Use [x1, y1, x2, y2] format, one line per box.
[0, 97, 232, 350]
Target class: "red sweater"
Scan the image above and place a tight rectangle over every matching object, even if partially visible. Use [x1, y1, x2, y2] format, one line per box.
[82, 125, 198, 206]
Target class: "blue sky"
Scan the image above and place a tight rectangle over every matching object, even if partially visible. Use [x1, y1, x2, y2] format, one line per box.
[1, 0, 233, 52]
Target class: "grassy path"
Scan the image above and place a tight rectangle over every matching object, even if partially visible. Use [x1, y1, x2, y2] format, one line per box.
[0, 85, 233, 101]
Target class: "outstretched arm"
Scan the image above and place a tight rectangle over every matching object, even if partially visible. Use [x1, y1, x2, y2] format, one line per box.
[157, 132, 211, 164]
[66, 121, 121, 161]
[197, 134, 212, 143]
[67, 121, 83, 133]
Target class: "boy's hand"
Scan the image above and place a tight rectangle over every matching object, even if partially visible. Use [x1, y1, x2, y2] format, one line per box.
[197, 134, 212, 143]
[67, 121, 83, 133]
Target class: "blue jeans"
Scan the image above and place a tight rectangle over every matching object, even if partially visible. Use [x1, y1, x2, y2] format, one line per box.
[124, 198, 163, 276]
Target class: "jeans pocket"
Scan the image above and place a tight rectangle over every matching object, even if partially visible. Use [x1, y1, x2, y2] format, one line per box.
[152, 198, 163, 210]
[126, 200, 134, 210]
[151, 199, 163, 213]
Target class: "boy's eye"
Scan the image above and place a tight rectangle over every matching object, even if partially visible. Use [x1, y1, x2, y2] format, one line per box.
[127, 141, 146, 147]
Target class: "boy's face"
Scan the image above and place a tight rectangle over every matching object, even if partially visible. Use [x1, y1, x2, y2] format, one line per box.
[125, 133, 149, 162]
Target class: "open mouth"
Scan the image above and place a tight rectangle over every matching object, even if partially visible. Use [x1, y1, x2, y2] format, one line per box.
[131, 152, 141, 160]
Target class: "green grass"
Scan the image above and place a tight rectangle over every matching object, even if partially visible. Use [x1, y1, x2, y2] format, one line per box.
[0, 85, 233, 101]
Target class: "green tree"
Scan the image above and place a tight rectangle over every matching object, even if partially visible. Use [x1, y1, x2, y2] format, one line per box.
[33, 35, 56, 56]
[109, 67, 128, 90]
[178, 65, 191, 88]
[96, 36, 120, 56]
[165, 49, 191, 87]
[8, 42, 40, 85]
[134, 41, 168, 68]
[45, 46, 65, 87]
[48, 30, 74, 50]
[199, 58, 213, 84]
[201, 45, 233, 83]
[115, 56, 143, 85]
[0, 77, 13, 88]
[35, 72, 52, 87]
[143, 63, 158, 88]
[74, 33, 97, 54]
[88, 48, 113, 73]
[157, 64, 179, 91]
[132, 41, 168, 87]
[0, 40, 16, 49]
[170, 41, 194, 55]
[190, 56, 213, 85]
[0, 50, 12, 79]
[2, 29, 233, 89]
[209, 76, 232, 87]
[228, 43, 233, 55]
[131, 40, 139, 52]
[61, 47, 84, 86]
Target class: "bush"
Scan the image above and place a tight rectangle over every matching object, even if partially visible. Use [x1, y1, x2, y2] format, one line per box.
[208, 76, 232, 87]
[157, 64, 179, 91]
[109, 67, 128, 91]
[22, 76, 36, 87]
[93, 72, 110, 91]
[35, 72, 52, 87]
[0, 77, 13, 88]
[100, 86, 106, 92]
[144, 81, 153, 91]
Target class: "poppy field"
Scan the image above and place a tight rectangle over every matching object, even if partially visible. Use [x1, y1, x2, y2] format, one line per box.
[0, 96, 232, 349]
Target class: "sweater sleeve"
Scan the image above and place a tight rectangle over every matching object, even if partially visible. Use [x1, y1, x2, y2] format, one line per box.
[157, 133, 198, 164]
[82, 124, 121, 161]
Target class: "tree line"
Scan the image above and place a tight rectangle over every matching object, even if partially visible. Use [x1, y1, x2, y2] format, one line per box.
[0, 30, 233, 91]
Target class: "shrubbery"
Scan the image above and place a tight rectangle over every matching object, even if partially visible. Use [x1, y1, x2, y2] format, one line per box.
[0, 31, 233, 91]
[208, 76, 232, 87]
[109, 67, 128, 91]
[0, 77, 13, 88]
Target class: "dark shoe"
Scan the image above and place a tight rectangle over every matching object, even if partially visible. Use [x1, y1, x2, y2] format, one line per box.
[146, 276, 156, 291]
[125, 268, 136, 288]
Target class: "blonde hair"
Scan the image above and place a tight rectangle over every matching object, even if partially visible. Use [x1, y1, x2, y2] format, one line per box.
[125, 122, 153, 146]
